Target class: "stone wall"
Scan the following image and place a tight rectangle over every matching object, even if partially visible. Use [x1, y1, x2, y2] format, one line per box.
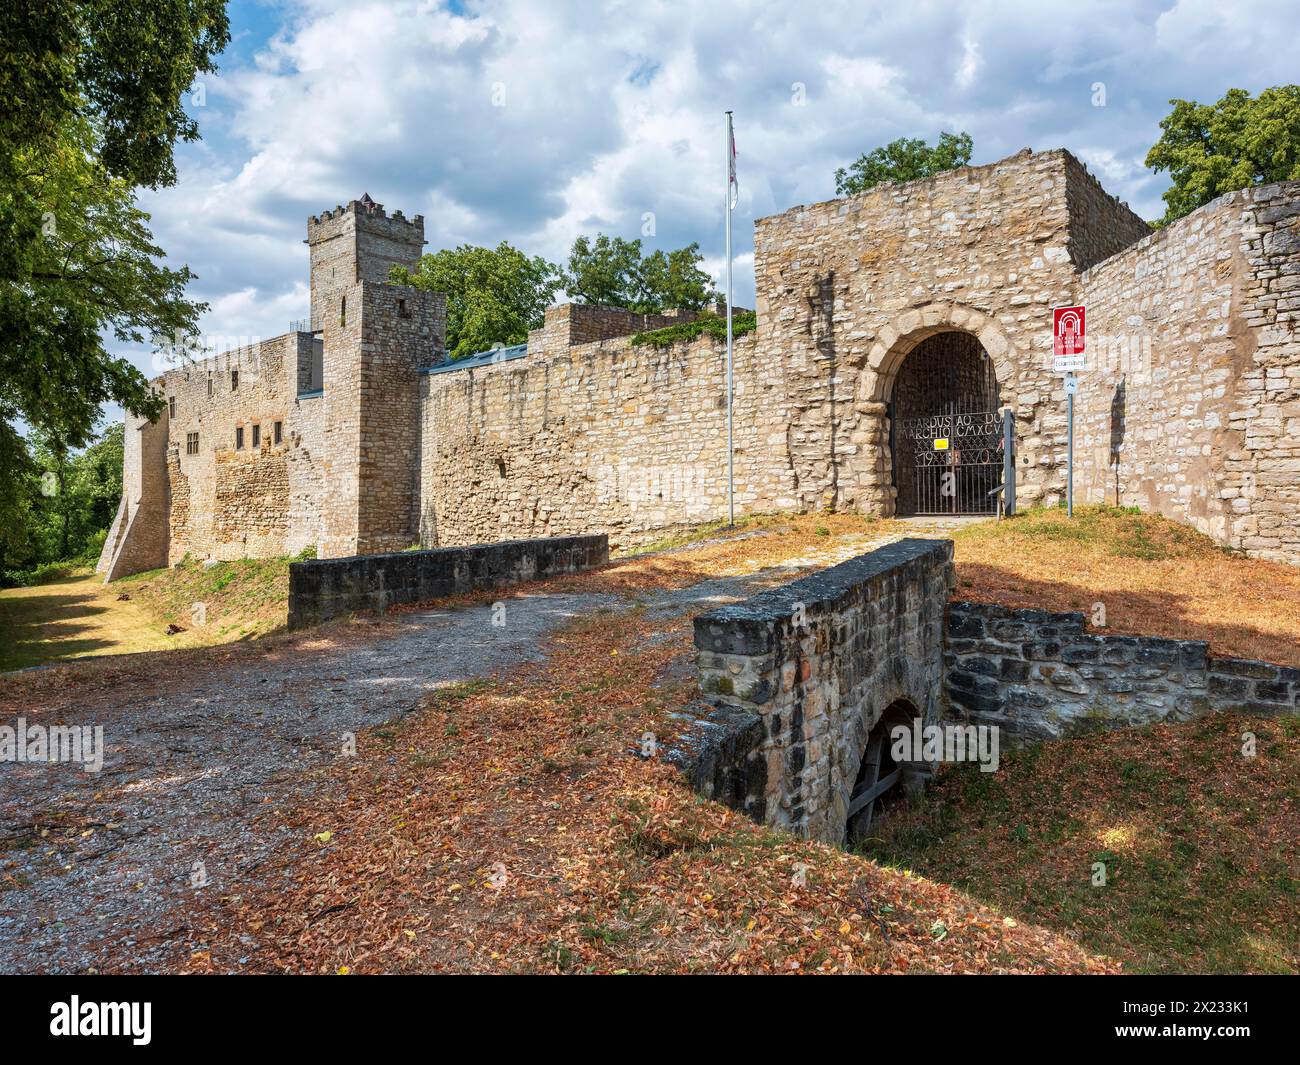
[418, 149, 1159, 555]
[109, 154, 1300, 580]
[945, 600, 1300, 741]
[691, 538, 954, 842]
[750, 148, 1149, 518]
[155, 332, 322, 563]
[286, 533, 608, 629]
[1075, 181, 1300, 562]
[97, 406, 170, 580]
[418, 329, 792, 550]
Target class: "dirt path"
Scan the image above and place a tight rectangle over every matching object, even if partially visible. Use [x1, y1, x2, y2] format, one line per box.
[0, 522, 962, 974]
[0, 590, 622, 973]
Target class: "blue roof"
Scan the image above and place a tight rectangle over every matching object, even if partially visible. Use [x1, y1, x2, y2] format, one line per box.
[421, 343, 528, 375]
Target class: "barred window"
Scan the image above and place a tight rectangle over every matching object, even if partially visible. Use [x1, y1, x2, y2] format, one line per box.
[235, 426, 244, 450]
[231, 369, 239, 392]
[273, 420, 283, 445]
[251, 423, 261, 449]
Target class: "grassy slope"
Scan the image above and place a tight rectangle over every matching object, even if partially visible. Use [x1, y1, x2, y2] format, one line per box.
[0, 571, 176, 671]
[6, 505, 1299, 671]
[861, 713, 1300, 974]
[0, 557, 293, 671]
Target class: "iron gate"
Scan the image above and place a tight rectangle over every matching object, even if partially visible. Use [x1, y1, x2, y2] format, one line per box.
[898, 411, 1003, 515]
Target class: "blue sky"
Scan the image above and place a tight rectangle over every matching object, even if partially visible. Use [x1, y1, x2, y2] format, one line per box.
[112, 0, 1298, 413]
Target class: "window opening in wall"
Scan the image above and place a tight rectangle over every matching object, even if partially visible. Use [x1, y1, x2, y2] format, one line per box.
[186, 432, 199, 455]
[251, 423, 261, 449]
[235, 426, 244, 450]
[398, 297, 409, 318]
[231, 369, 239, 392]
[274, 420, 283, 445]
[208, 374, 214, 398]
[168, 396, 175, 418]
[340, 295, 347, 328]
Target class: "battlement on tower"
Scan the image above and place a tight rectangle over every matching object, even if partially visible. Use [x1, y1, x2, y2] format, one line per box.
[306, 195, 425, 246]
[305, 193, 427, 328]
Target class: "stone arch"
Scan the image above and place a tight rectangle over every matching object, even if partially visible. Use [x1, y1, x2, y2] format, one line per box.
[842, 696, 923, 845]
[860, 301, 1016, 408]
[828, 655, 943, 844]
[852, 302, 1018, 517]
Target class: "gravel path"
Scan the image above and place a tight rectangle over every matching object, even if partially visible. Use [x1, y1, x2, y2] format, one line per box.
[0, 591, 615, 973]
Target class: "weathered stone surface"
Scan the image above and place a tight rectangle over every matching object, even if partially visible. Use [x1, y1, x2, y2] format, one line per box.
[689, 538, 953, 843]
[286, 533, 608, 629]
[946, 600, 1299, 739]
[103, 150, 1300, 580]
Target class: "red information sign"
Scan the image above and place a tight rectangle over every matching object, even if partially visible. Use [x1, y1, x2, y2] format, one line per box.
[1053, 305, 1085, 356]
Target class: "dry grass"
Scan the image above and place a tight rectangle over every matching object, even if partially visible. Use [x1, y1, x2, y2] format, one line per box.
[950, 505, 1300, 666]
[175, 604, 1114, 975]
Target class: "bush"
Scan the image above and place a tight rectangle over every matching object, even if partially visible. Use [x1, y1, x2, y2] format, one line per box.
[631, 310, 757, 349]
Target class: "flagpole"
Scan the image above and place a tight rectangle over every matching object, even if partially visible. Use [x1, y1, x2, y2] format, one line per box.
[725, 110, 734, 527]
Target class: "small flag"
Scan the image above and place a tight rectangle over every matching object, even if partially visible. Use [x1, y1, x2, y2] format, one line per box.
[727, 114, 738, 209]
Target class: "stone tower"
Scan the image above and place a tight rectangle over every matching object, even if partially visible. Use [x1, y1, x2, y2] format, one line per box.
[308, 196, 446, 558]
[306, 194, 427, 330]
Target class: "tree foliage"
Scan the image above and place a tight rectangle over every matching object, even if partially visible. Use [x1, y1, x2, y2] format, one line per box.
[0, 0, 229, 516]
[1, 422, 123, 583]
[834, 132, 974, 196]
[563, 235, 717, 314]
[1145, 86, 1300, 224]
[391, 242, 561, 360]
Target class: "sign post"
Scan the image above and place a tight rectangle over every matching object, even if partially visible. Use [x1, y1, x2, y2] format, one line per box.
[1053, 306, 1086, 518]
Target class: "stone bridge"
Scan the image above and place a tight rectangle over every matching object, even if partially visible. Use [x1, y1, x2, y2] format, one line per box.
[689, 538, 953, 844]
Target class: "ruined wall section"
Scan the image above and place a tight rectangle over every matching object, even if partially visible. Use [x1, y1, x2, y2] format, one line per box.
[1075, 181, 1300, 560]
[751, 149, 1092, 515]
[1061, 152, 1152, 271]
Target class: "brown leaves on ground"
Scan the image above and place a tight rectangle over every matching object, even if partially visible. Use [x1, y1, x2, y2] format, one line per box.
[864, 713, 1300, 974]
[171, 604, 1113, 975]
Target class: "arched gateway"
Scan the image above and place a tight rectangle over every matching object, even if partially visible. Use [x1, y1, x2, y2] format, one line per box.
[859, 303, 1017, 519]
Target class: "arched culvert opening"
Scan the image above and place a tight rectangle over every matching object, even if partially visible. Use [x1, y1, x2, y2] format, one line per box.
[845, 699, 918, 845]
[887, 330, 1002, 516]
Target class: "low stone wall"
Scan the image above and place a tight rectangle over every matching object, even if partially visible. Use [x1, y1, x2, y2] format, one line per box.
[287, 533, 608, 629]
[691, 538, 953, 843]
[946, 601, 1300, 740]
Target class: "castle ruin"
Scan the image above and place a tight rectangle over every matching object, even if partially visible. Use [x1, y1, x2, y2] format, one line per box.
[99, 148, 1300, 580]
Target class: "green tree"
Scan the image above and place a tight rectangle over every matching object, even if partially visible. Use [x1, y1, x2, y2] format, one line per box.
[634, 244, 717, 314]
[0, 422, 37, 576]
[0, 0, 229, 513]
[834, 131, 974, 196]
[390, 242, 561, 360]
[563, 234, 644, 308]
[564, 234, 716, 313]
[1146, 86, 1300, 224]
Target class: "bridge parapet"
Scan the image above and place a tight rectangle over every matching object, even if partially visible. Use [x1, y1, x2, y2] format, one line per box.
[692, 538, 954, 843]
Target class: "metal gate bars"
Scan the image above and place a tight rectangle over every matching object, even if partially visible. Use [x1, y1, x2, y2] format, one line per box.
[898, 410, 1003, 515]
